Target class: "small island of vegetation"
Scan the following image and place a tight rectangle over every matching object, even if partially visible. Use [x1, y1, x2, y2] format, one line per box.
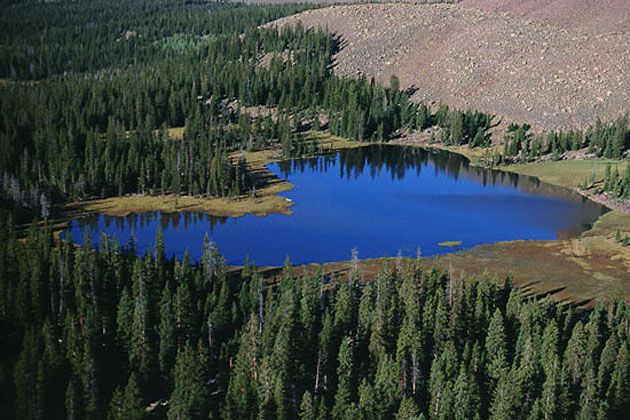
[438, 241, 463, 248]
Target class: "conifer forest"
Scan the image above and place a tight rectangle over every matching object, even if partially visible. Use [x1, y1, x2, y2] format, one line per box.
[1, 1, 629, 420]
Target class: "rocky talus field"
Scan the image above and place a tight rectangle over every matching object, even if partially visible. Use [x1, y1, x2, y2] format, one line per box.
[266, 0, 630, 130]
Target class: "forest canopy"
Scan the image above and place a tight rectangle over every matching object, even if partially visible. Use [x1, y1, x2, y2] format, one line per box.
[1, 221, 629, 420]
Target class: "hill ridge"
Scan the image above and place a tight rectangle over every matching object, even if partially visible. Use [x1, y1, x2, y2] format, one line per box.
[267, 1, 630, 130]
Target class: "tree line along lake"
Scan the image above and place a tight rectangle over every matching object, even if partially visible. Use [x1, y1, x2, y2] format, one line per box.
[65, 145, 607, 266]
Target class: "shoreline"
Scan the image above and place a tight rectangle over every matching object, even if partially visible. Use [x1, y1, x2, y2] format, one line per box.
[63, 129, 627, 221]
[59, 133, 628, 244]
[394, 135, 629, 215]
[59, 131, 362, 220]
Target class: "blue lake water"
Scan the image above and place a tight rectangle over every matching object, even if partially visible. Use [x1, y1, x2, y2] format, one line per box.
[66, 145, 607, 265]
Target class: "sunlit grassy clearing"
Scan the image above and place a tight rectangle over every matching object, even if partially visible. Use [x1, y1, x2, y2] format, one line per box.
[503, 159, 624, 189]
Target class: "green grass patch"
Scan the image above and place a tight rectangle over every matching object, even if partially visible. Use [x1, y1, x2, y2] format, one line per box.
[503, 159, 624, 189]
[583, 210, 630, 238]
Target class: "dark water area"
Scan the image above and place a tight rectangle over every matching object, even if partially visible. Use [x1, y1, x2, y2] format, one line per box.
[65, 145, 607, 265]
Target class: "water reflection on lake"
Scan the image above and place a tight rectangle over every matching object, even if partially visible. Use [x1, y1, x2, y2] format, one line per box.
[66, 145, 607, 265]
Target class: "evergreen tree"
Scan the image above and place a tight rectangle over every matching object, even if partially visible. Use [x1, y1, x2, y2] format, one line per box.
[167, 341, 210, 420]
[486, 309, 509, 385]
[299, 391, 315, 420]
[65, 379, 84, 420]
[158, 282, 176, 375]
[395, 396, 421, 420]
[224, 316, 260, 420]
[332, 336, 355, 420]
[108, 373, 144, 420]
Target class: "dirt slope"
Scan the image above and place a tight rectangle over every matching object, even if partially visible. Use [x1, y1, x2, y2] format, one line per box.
[459, 0, 630, 33]
[267, 2, 630, 130]
[242, 0, 451, 4]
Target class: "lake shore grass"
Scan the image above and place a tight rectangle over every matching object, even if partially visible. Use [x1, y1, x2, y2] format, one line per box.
[502, 159, 624, 190]
[64, 190, 295, 218]
[396, 136, 624, 194]
[270, 223, 630, 307]
[430, 232, 630, 306]
[411, 140, 629, 213]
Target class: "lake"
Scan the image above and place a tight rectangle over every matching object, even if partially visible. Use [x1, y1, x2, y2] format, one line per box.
[65, 145, 607, 266]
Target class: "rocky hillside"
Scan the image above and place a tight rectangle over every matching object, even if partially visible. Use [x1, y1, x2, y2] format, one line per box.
[459, 0, 630, 33]
[266, 1, 630, 130]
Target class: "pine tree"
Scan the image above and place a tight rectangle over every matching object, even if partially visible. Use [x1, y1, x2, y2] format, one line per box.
[167, 340, 210, 420]
[539, 321, 561, 420]
[333, 277, 355, 339]
[174, 279, 193, 347]
[564, 321, 587, 385]
[606, 344, 630, 417]
[223, 315, 260, 420]
[396, 267, 423, 395]
[107, 373, 143, 420]
[375, 353, 401, 419]
[449, 112, 464, 145]
[395, 396, 421, 420]
[65, 379, 84, 420]
[14, 329, 43, 420]
[298, 272, 321, 373]
[453, 365, 472, 420]
[332, 336, 355, 420]
[597, 334, 620, 400]
[486, 309, 509, 385]
[576, 369, 598, 420]
[489, 368, 522, 420]
[612, 117, 628, 159]
[299, 391, 315, 420]
[130, 260, 152, 377]
[117, 288, 133, 353]
[428, 344, 456, 420]
[158, 282, 176, 375]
